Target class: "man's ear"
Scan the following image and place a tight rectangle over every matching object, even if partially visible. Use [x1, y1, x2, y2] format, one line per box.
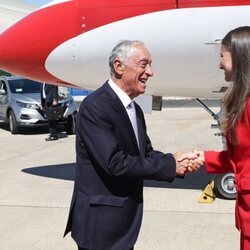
[113, 59, 124, 76]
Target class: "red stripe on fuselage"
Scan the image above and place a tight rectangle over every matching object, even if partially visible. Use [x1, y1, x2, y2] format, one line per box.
[178, 0, 250, 8]
[0, 0, 177, 84]
[76, 0, 176, 32]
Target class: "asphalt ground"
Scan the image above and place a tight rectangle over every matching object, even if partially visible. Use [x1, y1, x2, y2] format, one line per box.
[0, 102, 239, 250]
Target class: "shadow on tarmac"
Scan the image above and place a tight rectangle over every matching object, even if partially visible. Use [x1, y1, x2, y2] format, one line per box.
[145, 167, 215, 190]
[22, 164, 215, 190]
[22, 163, 76, 181]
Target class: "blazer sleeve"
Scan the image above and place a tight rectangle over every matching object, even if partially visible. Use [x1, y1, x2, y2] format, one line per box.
[205, 98, 250, 174]
[204, 150, 234, 173]
[76, 103, 176, 182]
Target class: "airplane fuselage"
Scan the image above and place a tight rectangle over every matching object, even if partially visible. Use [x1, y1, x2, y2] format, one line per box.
[0, 0, 250, 98]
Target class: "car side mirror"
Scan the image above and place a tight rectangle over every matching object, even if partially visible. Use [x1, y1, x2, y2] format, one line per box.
[0, 89, 6, 95]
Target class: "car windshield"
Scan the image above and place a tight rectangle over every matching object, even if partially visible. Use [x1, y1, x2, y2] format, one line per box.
[9, 79, 42, 94]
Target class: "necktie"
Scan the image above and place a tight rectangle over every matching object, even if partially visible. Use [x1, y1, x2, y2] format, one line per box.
[127, 101, 139, 147]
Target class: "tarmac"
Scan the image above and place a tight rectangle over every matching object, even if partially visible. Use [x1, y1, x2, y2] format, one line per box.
[0, 102, 239, 250]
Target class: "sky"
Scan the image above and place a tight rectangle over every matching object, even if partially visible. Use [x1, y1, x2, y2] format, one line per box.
[24, 0, 51, 6]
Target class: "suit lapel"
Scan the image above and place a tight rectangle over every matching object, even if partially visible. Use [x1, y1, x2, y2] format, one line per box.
[113, 98, 139, 152]
[103, 82, 139, 152]
[135, 104, 146, 155]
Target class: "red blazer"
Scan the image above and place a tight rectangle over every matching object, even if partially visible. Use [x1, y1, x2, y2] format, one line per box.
[205, 98, 250, 236]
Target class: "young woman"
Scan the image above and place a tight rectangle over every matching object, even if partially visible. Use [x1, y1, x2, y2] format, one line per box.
[199, 26, 250, 250]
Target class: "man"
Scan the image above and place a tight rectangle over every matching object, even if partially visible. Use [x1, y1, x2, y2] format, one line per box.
[41, 83, 59, 141]
[64, 40, 201, 250]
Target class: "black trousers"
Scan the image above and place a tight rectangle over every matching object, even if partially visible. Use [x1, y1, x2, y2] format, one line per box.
[45, 103, 57, 137]
[48, 119, 57, 137]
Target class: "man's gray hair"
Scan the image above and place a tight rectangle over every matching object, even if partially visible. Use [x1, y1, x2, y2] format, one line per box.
[109, 40, 144, 76]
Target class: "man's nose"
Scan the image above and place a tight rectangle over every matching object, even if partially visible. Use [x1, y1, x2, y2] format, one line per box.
[146, 65, 154, 76]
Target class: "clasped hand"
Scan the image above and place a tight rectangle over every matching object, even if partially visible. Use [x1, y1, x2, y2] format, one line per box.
[174, 151, 204, 176]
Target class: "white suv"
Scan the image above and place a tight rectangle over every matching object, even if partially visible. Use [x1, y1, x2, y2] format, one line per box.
[0, 76, 77, 134]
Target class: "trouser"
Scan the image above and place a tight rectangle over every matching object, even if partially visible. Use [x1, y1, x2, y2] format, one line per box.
[241, 232, 250, 250]
[45, 103, 57, 137]
[48, 119, 57, 137]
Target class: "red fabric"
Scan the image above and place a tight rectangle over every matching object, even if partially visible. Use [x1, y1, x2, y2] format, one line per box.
[205, 98, 250, 236]
[241, 233, 250, 250]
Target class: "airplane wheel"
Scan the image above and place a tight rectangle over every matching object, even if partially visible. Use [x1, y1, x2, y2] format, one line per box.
[215, 173, 236, 199]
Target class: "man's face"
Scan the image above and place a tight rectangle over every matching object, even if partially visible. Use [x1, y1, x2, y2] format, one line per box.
[219, 45, 233, 82]
[121, 45, 153, 99]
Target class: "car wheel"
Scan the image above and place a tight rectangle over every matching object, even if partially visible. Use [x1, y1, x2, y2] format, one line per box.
[215, 173, 236, 199]
[8, 110, 19, 134]
[65, 113, 76, 135]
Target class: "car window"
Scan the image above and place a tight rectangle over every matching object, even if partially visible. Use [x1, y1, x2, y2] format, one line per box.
[0, 81, 7, 92]
[9, 79, 42, 94]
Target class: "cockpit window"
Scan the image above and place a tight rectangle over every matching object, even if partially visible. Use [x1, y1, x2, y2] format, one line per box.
[9, 79, 42, 94]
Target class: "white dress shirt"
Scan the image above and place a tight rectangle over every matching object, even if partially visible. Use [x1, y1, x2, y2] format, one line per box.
[108, 79, 139, 147]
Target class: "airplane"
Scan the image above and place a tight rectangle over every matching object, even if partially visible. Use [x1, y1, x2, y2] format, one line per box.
[0, 0, 249, 98]
[0, 0, 250, 199]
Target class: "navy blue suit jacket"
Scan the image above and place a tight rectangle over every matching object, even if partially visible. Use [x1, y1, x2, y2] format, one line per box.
[64, 82, 176, 249]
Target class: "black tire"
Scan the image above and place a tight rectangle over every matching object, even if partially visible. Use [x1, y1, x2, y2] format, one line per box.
[8, 110, 19, 134]
[65, 113, 76, 135]
[215, 173, 236, 199]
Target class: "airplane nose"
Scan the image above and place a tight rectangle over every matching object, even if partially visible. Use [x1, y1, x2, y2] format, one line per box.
[0, 0, 172, 86]
[0, 1, 81, 85]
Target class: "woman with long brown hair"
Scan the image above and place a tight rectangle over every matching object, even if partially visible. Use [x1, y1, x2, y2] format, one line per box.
[199, 26, 250, 250]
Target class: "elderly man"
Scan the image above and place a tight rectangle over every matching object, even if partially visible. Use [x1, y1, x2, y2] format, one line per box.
[64, 40, 201, 250]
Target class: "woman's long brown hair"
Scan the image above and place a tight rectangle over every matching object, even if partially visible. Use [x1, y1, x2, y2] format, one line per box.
[220, 26, 250, 144]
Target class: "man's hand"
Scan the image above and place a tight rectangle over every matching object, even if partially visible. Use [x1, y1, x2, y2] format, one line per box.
[174, 151, 203, 176]
[193, 150, 205, 162]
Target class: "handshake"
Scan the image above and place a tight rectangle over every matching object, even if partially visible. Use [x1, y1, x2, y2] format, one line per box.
[174, 151, 204, 176]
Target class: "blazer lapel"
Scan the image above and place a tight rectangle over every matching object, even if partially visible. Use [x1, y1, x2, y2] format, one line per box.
[113, 98, 139, 152]
[135, 104, 146, 155]
[103, 82, 139, 152]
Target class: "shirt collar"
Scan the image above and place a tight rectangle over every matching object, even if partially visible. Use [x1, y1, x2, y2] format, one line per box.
[108, 79, 131, 108]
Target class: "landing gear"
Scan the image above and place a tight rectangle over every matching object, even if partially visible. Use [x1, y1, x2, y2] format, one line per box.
[196, 98, 236, 200]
